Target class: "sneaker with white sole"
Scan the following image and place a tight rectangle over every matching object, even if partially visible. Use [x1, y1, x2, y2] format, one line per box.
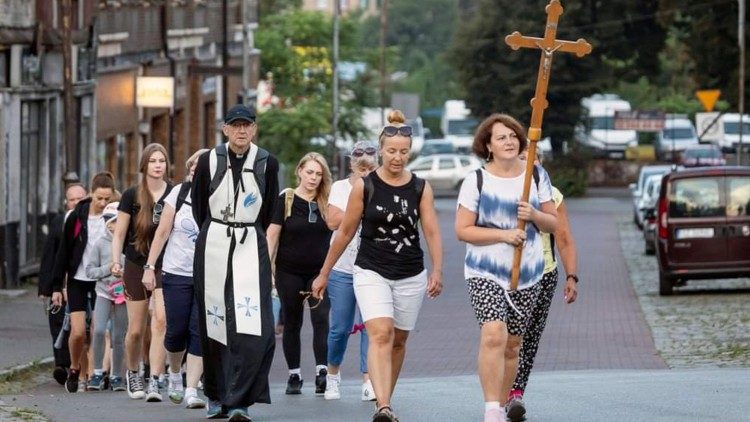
[145, 375, 163, 402]
[185, 393, 206, 409]
[324, 374, 340, 400]
[361, 379, 376, 402]
[126, 370, 145, 399]
[168, 373, 185, 404]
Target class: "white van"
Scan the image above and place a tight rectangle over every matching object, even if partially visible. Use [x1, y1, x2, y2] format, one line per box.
[441, 100, 479, 154]
[575, 93, 638, 157]
[655, 114, 699, 160]
[718, 113, 750, 152]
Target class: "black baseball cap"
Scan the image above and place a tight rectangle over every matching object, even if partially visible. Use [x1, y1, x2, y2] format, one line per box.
[224, 104, 256, 124]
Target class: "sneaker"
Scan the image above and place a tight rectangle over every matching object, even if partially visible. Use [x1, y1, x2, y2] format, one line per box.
[102, 372, 110, 391]
[506, 396, 526, 422]
[158, 373, 168, 390]
[324, 374, 340, 400]
[206, 399, 227, 419]
[315, 368, 327, 395]
[361, 379, 376, 401]
[484, 408, 506, 422]
[186, 392, 206, 409]
[53, 366, 68, 385]
[372, 405, 399, 422]
[86, 374, 105, 391]
[286, 374, 303, 395]
[168, 373, 185, 404]
[110, 376, 126, 392]
[65, 369, 80, 393]
[126, 370, 145, 399]
[227, 407, 251, 421]
[146, 376, 163, 402]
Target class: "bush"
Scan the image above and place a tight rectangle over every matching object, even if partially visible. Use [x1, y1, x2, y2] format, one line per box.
[545, 150, 590, 197]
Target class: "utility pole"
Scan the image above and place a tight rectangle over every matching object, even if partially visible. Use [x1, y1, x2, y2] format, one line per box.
[332, 0, 340, 171]
[739, 0, 745, 165]
[242, 0, 257, 107]
[62, 0, 76, 175]
[162, 2, 176, 170]
[222, 0, 229, 115]
[379, 0, 388, 126]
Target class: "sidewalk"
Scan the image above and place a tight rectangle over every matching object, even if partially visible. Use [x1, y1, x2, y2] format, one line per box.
[5, 368, 750, 421]
[0, 289, 52, 370]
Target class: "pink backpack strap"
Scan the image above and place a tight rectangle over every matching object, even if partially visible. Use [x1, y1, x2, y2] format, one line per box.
[73, 218, 82, 239]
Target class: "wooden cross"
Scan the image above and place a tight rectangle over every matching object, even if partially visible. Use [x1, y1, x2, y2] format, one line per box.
[505, 0, 592, 290]
[221, 204, 234, 223]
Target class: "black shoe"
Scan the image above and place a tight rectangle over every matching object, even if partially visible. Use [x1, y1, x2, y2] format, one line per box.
[102, 371, 110, 391]
[53, 366, 67, 385]
[65, 369, 80, 393]
[372, 405, 399, 422]
[315, 368, 327, 395]
[285, 374, 303, 395]
[506, 396, 527, 422]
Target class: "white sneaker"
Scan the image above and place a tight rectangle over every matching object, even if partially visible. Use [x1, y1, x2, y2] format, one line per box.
[145, 376, 162, 402]
[324, 374, 341, 400]
[361, 380, 376, 401]
[185, 392, 206, 409]
[167, 373, 184, 404]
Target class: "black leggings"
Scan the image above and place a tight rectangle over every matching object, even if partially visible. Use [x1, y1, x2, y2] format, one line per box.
[275, 269, 330, 369]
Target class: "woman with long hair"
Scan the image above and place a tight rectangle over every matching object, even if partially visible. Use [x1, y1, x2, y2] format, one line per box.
[111, 143, 172, 401]
[311, 110, 444, 422]
[142, 148, 209, 409]
[454, 113, 558, 422]
[52, 172, 116, 393]
[266, 152, 333, 396]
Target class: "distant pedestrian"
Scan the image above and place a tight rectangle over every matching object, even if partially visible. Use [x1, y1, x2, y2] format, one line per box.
[454, 113, 558, 422]
[322, 141, 379, 402]
[505, 151, 579, 422]
[52, 172, 117, 393]
[266, 152, 333, 396]
[86, 201, 128, 392]
[110, 143, 173, 401]
[312, 110, 444, 422]
[39, 183, 87, 385]
[143, 148, 209, 409]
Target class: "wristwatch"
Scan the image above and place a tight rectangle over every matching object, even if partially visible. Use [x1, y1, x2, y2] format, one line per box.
[143, 264, 157, 271]
[566, 274, 579, 283]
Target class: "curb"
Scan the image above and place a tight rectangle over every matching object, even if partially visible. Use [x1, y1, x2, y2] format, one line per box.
[0, 357, 54, 379]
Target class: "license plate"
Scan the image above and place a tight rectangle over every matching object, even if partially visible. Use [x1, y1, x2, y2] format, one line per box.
[675, 228, 715, 239]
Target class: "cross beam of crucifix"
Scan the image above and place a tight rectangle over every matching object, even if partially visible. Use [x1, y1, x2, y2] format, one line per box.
[505, 0, 592, 290]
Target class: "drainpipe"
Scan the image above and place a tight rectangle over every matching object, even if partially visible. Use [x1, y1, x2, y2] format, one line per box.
[162, 1, 176, 169]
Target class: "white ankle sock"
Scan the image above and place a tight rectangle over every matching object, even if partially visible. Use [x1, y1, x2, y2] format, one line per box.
[485, 401, 501, 411]
[327, 372, 340, 381]
[185, 387, 197, 397]
[94, 369, 103, 376]
[289, 368, 301, 376]
[169, 372, 182, 382]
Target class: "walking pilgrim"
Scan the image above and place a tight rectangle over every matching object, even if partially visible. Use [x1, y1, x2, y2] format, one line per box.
[191, 104, 279, 421]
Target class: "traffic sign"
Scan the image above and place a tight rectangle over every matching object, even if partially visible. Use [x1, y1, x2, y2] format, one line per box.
[695, 89, 721, 112]
[695, 112, 723, 142]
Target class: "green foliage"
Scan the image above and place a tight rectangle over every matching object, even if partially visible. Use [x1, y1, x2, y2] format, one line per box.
[546, 149, 591, 197]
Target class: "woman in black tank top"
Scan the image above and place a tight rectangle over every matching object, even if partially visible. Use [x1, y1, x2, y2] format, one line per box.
[311, 110, 443, 422]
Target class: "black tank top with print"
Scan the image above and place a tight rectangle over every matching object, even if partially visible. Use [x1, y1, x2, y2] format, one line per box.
[355, 171, 425, 279]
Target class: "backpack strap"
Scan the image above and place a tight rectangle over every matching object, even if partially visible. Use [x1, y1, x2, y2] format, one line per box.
[209, 143, 228, 196]
[252, 147, 270, 195]
[363, 174, 375, 211]
[549, 233, 556, 262]
[281, 188, 294, 221]
[414, 176, 426, 205]
[175, 183, 191, 213]
[532, 165, 540, 192]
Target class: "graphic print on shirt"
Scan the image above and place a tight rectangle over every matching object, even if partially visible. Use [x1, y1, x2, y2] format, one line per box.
[373, 194, 419, 254]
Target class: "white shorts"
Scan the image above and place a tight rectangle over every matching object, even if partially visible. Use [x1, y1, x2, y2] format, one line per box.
[352, 266, 427, 331]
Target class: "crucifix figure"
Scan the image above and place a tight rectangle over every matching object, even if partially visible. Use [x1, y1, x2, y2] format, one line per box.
[220, 203, 234, 223]
[505, 0, 592, 290]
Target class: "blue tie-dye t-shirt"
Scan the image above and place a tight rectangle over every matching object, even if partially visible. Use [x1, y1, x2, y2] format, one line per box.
[457, 165, 553, 290]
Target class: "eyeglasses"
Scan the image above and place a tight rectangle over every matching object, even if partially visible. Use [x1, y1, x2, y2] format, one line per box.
[229, 121, 255, 130]
[308, 201, 318, 224]
[351, 146, 377, 158]
[380, 125, 413, 138]
[299, 290, 322, 310]
[153, 203, 163, 225]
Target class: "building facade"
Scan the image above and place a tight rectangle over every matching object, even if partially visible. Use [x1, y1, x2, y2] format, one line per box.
[302, 0, 379, 16]
[0, 0, 260, 288]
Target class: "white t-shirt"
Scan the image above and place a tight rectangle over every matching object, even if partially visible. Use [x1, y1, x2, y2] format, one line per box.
[74, 215, 107, 281]
[329, 179, 362, 274]
[161, 184, 200, 277]
[457, 165, 553, 290]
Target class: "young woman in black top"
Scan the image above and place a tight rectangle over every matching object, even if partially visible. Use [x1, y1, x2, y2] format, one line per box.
[52, 172, 115, 393]
[312, 110, 444, 422]
[110, 143, 172, 401]
[266, 152, 333, 396]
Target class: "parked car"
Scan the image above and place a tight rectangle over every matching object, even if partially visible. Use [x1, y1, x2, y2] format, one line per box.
[420, 139, 455, 156]
[630, 164, 672, 228]
[407, 153, 482, 191]
[679, 144, 726, 167]
[655, 115, 699, 161]
[640, 173, 665, 255]
[655, 166, 750, 295]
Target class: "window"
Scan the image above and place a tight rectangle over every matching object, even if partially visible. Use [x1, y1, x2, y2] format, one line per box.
[460, 157, 472, 167]
[727, 177, 750, 217]
[317, 0, 327, 9]
[410, 158, 433, 172]
[662, 128, 694, 140]
[438, 158, 456, 170]
[669, 177, 724, 218]
[590, 116, 615, 130]
[0, 50, 8, 87]
[724, 122, 750, 135]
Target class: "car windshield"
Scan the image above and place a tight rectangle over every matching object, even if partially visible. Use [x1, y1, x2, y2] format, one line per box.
[590, 116, 615, 130]
[662, 128, 694, 140]
[684, 148, 721, 158]
[669, 177, 724, 218]
[447, 119, 478, 135]
[724, 121, 750, 135]
[423, 143, 454, 155]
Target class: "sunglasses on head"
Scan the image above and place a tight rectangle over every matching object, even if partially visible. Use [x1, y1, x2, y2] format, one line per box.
[351, 146, 377, 158]
[380, 125, 413, 137]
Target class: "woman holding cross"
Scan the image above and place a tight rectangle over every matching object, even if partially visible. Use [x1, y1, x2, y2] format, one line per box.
[455, 113, 558, 422]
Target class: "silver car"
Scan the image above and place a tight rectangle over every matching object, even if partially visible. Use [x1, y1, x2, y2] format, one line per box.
[408, 154, 483, 191]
